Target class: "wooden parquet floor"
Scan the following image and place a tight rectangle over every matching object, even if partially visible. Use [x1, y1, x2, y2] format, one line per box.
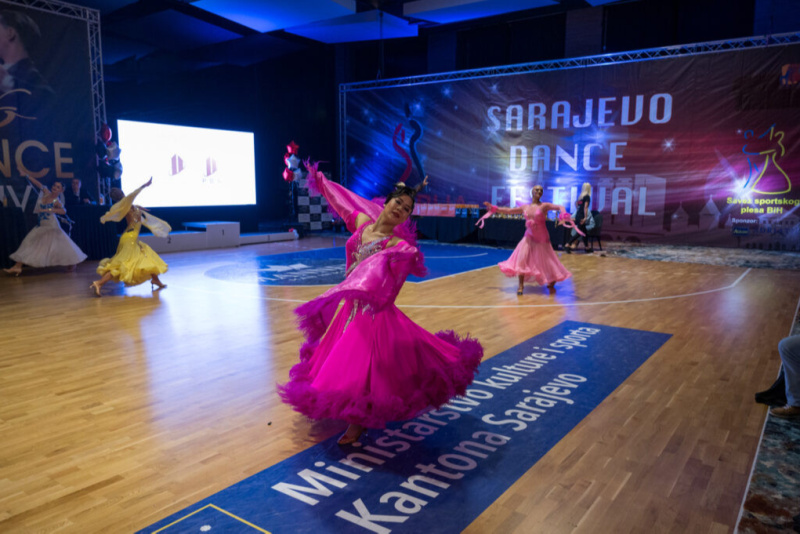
[1, 237, 798, 533]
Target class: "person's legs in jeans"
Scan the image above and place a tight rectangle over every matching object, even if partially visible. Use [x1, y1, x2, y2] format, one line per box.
[771, 334, 800, 417]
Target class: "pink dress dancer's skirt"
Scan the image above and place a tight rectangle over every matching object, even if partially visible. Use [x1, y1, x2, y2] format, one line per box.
[498, 235, 571, 286]
[278, 299, 483, 429]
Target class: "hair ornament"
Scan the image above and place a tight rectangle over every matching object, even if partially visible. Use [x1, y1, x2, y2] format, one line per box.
[391, 181, 419, 198]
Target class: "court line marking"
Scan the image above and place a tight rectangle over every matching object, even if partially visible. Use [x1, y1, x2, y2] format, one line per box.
[173, 268, 752, 308]
[413, 264, 496, 284]
[150, 503, 270, 534]
[424, 253, 489, 259]
[402, 267, 751, 308]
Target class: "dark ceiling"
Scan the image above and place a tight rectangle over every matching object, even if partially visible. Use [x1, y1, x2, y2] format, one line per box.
[64, 0, 623, 72]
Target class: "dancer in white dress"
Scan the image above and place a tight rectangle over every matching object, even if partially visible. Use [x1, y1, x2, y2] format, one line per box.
[3, 175, 87, 276]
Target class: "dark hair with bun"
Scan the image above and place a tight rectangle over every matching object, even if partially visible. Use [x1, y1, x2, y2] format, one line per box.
[385, 181, 425, 209]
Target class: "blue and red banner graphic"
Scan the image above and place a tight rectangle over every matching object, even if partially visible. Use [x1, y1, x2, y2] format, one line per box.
[343, 44, 800, 248]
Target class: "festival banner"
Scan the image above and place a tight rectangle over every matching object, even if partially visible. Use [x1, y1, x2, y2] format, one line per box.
[0, 1, 96, 217]
[343, 43, 800, 249]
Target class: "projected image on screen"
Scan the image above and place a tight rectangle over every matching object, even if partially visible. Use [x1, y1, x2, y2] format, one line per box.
[117, 120, 256, 207]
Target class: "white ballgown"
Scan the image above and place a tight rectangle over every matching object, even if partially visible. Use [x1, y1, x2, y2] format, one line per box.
[10, 194, 87, 267]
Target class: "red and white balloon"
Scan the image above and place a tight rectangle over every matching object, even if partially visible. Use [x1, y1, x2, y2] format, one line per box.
[283, 140, 300, 182]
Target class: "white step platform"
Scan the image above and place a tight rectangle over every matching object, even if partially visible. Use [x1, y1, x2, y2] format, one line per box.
[138, 221, 298, 253]
[240, 231, 297, 245]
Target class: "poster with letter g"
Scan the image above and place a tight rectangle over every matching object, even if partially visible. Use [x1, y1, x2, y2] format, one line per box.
[0, 1, 96, 214]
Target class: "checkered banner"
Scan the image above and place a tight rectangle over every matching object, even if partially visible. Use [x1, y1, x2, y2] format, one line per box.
[296, 171, 333, 231]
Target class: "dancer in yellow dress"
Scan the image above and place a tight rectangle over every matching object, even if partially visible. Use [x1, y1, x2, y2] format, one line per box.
[90, 177, 170, 296]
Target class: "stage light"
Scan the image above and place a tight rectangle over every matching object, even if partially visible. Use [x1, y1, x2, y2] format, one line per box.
[590, 129, 607, 144]
[732, 178, 755, 203]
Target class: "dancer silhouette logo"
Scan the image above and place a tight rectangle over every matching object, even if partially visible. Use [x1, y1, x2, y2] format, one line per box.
[140, 321, 670, 534]
[741, 124, 792, 195]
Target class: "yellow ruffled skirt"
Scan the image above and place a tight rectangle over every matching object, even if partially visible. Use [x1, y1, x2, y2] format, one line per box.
[97, 225, 167, 286]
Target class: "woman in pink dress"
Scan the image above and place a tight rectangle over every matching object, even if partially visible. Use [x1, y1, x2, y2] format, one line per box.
[278, 164, 483, 445]
[483, 185, 571, 295]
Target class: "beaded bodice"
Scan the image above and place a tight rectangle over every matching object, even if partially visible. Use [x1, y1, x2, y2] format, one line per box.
[37, 200, 55, 224]
[345, 221, 391, 276]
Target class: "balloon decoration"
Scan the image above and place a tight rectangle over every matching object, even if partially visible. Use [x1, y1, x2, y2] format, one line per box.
[98, 141, 123, 180]
[283, 140, 301, 182]
[96, 123, 124, 204]
[285, 153, 300, 170]
[100, 122, 112, 145]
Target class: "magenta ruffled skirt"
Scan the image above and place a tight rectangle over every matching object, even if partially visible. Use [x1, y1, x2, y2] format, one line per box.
[278, 300, 483, 428]
[498, 236, 571, 286]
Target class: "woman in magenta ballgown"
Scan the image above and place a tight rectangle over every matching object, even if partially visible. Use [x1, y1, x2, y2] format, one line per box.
[278, 165, 483, 445]
[484, 185, 572, 295]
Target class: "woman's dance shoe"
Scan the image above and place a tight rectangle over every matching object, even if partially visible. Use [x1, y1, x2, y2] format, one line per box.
[337, 426, 365, 445]
[89, 282, 102, 297]
[151, 281, 167, 291]
[516, 287, 524, 296]
[3, 267, 22, 276]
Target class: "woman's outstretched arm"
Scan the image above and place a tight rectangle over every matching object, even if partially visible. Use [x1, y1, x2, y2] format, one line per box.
[483, 201, 524, 215]
[100, 178, 152, 224]
[305, 161, 382, 231]
[22, 173, 45, 191]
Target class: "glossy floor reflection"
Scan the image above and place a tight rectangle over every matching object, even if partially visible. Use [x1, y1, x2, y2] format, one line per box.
[1, 236, 798, 533]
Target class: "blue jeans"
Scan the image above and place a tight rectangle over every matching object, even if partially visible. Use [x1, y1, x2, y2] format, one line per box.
[779, 334, 800, 407]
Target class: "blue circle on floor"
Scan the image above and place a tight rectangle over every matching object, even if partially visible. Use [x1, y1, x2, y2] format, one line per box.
[205, 247, 348, 286]
[203, 243, 509, 286]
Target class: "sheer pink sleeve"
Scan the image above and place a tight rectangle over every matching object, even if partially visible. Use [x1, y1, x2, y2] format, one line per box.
[304, 161, 382, 232]
[388, 240, 427, 279]
[544, 202, 584, 236]
[294, 242, 422, 343]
